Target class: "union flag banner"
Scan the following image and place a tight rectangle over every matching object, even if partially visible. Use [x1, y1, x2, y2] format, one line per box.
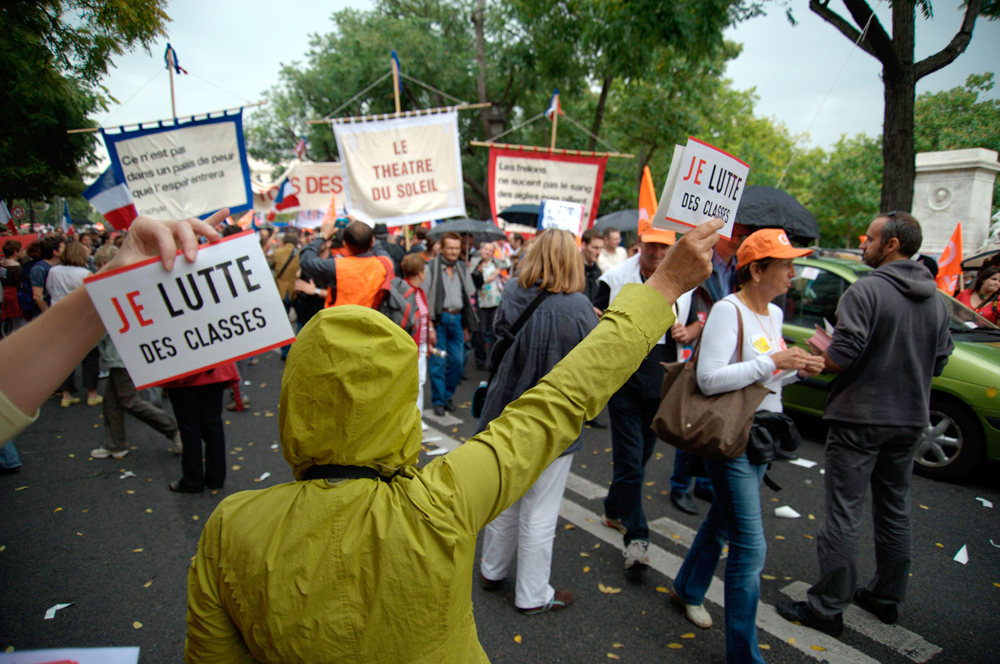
[936, 223, 963, 294]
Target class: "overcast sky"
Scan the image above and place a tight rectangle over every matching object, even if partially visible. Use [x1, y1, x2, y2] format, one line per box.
[90, 0, 999, 169]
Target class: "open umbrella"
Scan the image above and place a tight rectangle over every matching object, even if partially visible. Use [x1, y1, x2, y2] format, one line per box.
[427, 218, 506, 243]
[498, 204, 539, 229]
[734, 186, 820, 243]
[592, 209, 638, 233]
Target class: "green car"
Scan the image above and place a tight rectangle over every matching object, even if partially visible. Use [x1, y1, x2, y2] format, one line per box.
[780, 255, 1000, 481]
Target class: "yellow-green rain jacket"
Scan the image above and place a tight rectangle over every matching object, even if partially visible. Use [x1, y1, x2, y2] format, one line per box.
[185, 284, 674, 663]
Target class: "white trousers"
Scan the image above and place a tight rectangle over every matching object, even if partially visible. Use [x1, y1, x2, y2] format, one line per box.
[480, 453, 574, 609]
[417, 343, 427, 418]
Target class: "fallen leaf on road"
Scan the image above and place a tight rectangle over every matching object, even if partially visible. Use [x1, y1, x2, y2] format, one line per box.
[232, 465, 241, 470]
[811, 645, 826, 651]
[936, 543, 944, 548]
[656, 587, 668, 594]
[564, 524, 575, 530]
[598, 583, 621, 594]
[126, 490, 135, 495]
[667, 643, 682, 649]
[133, 621, 142, 629]
[607, 654, 620, 660]
[259, 383, 267, 388]
[784, 576, 793, 580]
[993, 582, 1000, 588]
[76, 532, 82, 537]
[808, 514, 815, 520]
[594, 543, 601, 549]
[15, 486, 28, 491]
[919, 504, 929, 510]
[583, 566, 590, 573]
[604, 447, 611, 452]
[787, 637, 795, 646]
[580, 553, 590, 557]
[53, 507, 63, 513]
[144, 581, 152, 588]
[145, 509, 152, 513]
[774, 536, 785, 540]
[132, 548, 143, 553]
[82, 509, 89, 513]
[586, 517, 594, 522]
[68, 454, 74, 458]
[514, 635, 522, 644]
[452, 428, 458, 433]
[612, 643, 624, 648]
[803, 535, 813, 540]
[645, 481, 655, 486]
[759, 644, 770, 650]
[681, 633, 694, 639]
[761, 574, 776, 580]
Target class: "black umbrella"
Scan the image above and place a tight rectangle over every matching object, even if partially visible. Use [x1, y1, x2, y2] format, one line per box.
[498, 204, 539, 229]
[427, 218, 506, 243]
[734, 186, 820, 243]
[592, 209, 638, 233]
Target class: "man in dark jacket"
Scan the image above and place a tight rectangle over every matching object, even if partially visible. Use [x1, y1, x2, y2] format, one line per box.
[581, 229, 604, 308]
[374, 223, 405, 277]
[779, 211, 954, 636]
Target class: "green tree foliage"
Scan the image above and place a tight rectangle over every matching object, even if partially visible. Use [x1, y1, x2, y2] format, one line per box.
[0, 1, 170, 201]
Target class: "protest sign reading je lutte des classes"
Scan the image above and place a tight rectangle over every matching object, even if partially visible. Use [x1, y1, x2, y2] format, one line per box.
[83, 232, 295, 390]
[488, 147, 607, 229]
[538, 199, 585, 236]
[102, 113, 253, 220]
[332, 112, 465, 226]
[652, 137, 750, 239]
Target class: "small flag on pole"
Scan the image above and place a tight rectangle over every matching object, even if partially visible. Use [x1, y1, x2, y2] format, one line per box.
[62, 201, 73, 234]
[0, 199, 15, 235]
[164, 44, 188, 75]
[545, 89, 563, 121]
[936, 223, 963, 295]
[269, 179, 300, 219]
[293, 136, 307, 160]
[83, 166, 138, 231]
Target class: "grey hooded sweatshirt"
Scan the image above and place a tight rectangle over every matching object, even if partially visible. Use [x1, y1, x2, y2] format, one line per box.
[825, 259, 954, 427]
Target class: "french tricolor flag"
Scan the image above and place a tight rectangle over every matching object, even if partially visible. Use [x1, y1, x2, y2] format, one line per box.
[272, 179, 300, 212]
[83, 166, 138, 231]
[545, 89, 563, 121]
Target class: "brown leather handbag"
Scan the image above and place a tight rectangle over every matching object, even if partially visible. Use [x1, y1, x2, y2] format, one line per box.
[651, 302, 771, 459]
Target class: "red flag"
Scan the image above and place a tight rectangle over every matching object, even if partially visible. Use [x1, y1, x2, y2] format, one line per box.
[936, 223, 963, 294]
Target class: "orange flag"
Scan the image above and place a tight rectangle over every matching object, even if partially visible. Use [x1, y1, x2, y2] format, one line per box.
[638, 166, 675, 244]
[936, 223, 963, 294]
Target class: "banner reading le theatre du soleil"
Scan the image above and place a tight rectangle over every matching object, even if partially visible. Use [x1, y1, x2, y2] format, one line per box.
[333, 112, 465, 226]
[488, 147, 607, 229]
[102, 112, 253, 220]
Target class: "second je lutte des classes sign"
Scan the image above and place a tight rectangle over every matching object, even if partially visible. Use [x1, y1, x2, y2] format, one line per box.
[653, 136, 750, 239]
[84, 232, 295, 390]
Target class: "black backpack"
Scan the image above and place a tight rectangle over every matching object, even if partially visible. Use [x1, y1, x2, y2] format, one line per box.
[379, 277, 420, 337]
[17, 260, 41, 319]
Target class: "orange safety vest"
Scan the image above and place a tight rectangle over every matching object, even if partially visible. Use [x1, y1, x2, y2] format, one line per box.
[325, 255, 394, 309]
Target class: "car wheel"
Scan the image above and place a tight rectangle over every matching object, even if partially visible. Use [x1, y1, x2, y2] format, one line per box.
[913, 398, 985, 481]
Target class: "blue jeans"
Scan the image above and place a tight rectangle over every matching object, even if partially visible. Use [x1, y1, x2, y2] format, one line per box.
[0, 440, 21, 469]
[429, 312, 464, 406]
[602, 389, 659, 544]
[670, 448, 714, 495]
[674, 453, 767, 664]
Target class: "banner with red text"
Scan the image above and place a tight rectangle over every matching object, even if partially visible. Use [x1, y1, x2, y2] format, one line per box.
[252, 161, 344, 214]
[332, 112, 465, 226]
[488, 148, 607, 229]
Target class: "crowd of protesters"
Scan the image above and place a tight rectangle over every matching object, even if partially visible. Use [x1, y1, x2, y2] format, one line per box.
[0, 207, 955, 664]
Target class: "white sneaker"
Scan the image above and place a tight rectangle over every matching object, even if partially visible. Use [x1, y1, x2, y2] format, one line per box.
[623, 540, 649, 572]
[421, 421, 429, 431]
[668, 588, 713, 629]
[91, 447, 128, 459]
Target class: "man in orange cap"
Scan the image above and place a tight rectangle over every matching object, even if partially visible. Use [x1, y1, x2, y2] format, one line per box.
[594, 216, 708, 575]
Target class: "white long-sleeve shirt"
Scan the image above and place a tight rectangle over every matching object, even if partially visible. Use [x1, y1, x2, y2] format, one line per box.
[696, 294, 799, 413]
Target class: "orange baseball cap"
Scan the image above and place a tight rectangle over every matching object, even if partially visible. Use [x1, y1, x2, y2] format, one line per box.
[736, 228, 813, 268]
[638, 213, 676, 245]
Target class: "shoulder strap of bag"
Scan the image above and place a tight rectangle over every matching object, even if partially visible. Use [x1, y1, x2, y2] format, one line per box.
[487, 289, 551, 381]
[689, 299, 745, 369]
[275, 248, 298, 280]
[509, 289, 551, 338]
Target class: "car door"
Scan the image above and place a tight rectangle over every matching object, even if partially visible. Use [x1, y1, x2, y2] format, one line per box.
[780, 263, 849, 416]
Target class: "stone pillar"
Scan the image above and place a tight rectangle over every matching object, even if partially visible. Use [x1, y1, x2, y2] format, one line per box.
[912, 148, 1000, 257]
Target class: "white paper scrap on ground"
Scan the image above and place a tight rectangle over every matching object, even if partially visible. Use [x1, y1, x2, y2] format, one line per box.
[0, 647, 140, 664]
[990, 539, 1000, 548]
[258, 472, 271, 481]
[787, 457, 818, 469]
[953, 544, 969, 564]
[422, 437, 441, 443]
[426, 447, 449, 456]
[820, 469, 826, 475]
[83, 231, 295, 390]
[774, 506, 802, 519]
[270, 443, 279, 449]
[119, 471, 136, 479]
[43, 603, 73, 619]
[975, 497, 993, 508]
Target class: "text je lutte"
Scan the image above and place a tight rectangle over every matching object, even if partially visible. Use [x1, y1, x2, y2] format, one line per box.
[112, 255, 260, 334]
[681, 156, 743, 201]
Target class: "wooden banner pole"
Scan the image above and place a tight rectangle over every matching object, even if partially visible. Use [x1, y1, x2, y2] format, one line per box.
[391, 57, 401, 115]
[469, 141, 634, 159]
[549, 92, 559, 150]
[168, 47, 177, 118]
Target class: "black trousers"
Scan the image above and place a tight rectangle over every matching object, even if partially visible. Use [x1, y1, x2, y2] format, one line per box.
[59, 345, 100, 393]
[167, 383, 227, 491]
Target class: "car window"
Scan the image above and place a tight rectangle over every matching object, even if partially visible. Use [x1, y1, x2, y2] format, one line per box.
[784, 265, 847, 329]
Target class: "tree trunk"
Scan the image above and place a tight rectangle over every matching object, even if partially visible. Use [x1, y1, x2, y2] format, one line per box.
[472, 0, 492, 139]
[587, 76, 614, 152]
[880, 6, 916, 212]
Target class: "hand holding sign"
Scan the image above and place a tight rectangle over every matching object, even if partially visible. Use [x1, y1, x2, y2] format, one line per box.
[103, 210, 225, 273]
[647, 218, 723, 306]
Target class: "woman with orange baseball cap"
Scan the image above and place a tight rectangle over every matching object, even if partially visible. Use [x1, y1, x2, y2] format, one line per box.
[668, 228, 825, 662]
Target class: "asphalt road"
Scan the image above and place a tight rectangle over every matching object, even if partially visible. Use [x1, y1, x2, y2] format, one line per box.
[2, 350, 998, 663]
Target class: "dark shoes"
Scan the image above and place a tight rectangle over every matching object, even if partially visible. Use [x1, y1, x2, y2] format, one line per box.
[777, 600, 844, 637]
[433, 404, 445, 417]
[520, 590, 574, 614]
[444, 400, 456, 412]
[693, 485, 715, 503]
[854, 587, 898, 624]
[670, 490, 699, 515]
[480, 574, 505, 591]
[585, 418, 608, 429]
[169, 480, 204, 494]
[774, 447, 799, 461]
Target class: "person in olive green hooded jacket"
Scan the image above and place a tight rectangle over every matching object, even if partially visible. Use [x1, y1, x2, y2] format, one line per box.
[184, 220, 724, 663]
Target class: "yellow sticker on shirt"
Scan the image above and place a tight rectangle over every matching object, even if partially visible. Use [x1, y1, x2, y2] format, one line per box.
[750, 334, 772, 354]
